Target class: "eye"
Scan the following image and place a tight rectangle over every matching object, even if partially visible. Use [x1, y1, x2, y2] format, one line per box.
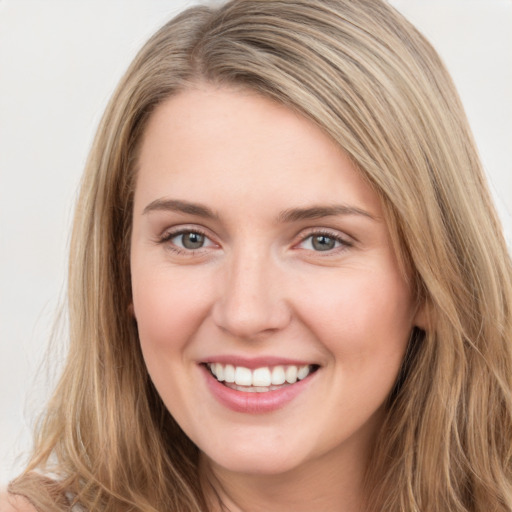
[175, 231, 207, 250]
[159, 229, 216, 252]
[297, 231, 351, 252]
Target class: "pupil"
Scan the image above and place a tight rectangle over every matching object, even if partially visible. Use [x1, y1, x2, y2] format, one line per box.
[182, 232, 204, 249]
[312, 235, 335, 251]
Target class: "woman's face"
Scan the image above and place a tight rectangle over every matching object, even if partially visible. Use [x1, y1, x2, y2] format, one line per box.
[131, 85, 423, 477]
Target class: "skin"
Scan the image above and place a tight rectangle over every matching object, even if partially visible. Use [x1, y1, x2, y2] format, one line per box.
[0, 492, 36, 512]
[130, 84, 424, 512]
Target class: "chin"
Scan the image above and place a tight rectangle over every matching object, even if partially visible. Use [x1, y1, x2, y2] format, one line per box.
[202, 441, 308, 476]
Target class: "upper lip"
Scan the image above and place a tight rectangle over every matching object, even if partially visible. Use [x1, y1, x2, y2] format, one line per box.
[200, 355, 318, 369]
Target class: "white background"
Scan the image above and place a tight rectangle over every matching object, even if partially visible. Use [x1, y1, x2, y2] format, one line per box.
[1, 0, 511, 487]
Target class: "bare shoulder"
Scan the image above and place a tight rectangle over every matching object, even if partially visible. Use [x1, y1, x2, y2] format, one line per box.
[0, 491, 38, 512]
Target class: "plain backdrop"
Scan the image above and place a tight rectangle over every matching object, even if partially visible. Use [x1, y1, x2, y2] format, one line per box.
[1, 0, 511, 487]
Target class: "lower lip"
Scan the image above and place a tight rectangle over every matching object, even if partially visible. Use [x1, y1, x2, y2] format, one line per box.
[201, 365, 316, 414]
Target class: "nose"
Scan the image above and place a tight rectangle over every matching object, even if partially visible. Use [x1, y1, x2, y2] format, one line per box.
[212, 249, 292, 340]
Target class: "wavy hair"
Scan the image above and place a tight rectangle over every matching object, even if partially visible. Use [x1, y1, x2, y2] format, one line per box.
[10, 1, 512, 510]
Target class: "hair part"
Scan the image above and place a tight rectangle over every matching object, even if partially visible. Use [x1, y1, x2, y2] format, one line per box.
[11, 1, 512, 510]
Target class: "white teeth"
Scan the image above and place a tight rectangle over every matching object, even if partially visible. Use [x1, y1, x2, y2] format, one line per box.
[227, 383, 291, 392]
[285, 365, 298, 383]
[297, 365, 310, 380]
[271, 365, 286, 385]
[234, 366, 252, 386]
[214, 363, 224, 382]
[252, 367, 271, 387]
[207, 362, 316, 389]
[224, 364, 235, 383]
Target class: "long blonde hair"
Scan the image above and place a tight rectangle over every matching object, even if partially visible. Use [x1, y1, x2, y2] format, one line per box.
[10, 1, 512, 510]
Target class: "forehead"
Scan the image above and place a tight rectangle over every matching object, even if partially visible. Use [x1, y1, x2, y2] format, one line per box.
[134, 84, 382, 220]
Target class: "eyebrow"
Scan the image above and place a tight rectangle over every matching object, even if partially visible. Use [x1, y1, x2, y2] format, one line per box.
[277, 205, 376, 223]
[142, 198, 375, 223]
[142, 198, 218, 219]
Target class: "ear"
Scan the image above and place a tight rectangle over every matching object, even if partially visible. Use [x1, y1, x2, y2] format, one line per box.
[128, 303, 136, 319]
[412, 298, 429, 331]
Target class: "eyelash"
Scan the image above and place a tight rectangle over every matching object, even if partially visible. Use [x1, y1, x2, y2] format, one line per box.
[156, 228, 353, 255]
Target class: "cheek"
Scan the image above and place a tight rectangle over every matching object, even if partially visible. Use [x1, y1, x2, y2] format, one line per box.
[131, 264, 214, 357]
[131, 266, 215, 422]
[281, 267, 415, 451]
[295, 267, 414, 359]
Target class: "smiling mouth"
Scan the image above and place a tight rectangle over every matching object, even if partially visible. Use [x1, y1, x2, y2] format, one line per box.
[204, 362, 320, 393]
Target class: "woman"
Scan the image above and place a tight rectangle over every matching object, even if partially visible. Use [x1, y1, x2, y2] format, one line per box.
[3, 0, 512, 510]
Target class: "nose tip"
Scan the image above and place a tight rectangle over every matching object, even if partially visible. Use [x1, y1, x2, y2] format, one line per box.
[212, 256, 291, 339]
[213, 291, 288, 339]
